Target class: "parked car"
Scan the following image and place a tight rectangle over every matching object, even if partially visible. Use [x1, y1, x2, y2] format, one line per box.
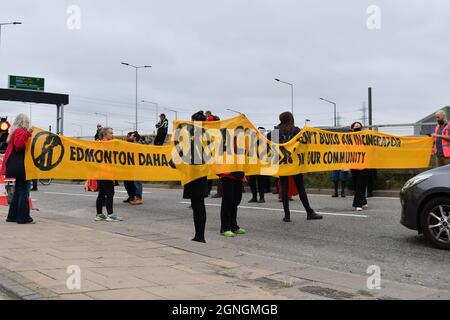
[400, 165, 450, 250]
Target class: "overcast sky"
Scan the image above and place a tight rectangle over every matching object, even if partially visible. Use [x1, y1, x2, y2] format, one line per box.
[1, 0, 449, 136]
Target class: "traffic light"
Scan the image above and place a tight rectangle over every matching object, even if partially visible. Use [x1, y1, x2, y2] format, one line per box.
[0, 117, 11, 152]
[0, 117, 11, 132]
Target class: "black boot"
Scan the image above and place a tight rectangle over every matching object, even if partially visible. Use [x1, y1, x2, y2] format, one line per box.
[307, 210, 323, 220]
[332, 182, 338, 197]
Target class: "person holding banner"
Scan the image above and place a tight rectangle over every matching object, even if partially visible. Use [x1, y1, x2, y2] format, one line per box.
[268, 112, 322, 222]
[350, 122, 369, 211]
[1, 114, 35, 224]
[431, 110, 450, 167]
[183, 111, 209, 243]
[95, 127, 123, 222]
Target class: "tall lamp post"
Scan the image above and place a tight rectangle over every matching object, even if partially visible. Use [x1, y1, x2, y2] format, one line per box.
[121, 62, 152, 131]
[141, 100, 159, 124]
[275, 78, 294, 115]
[95, 112, 108, 126]
[0, 22, 22, 50]
[165, 108, 178, 120]
[319, 97, 337, 127]
[226, 108, 242, 115]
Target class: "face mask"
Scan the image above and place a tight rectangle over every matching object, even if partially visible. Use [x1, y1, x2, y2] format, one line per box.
[438, 119, 445, 125]
[353, 127, 362, 132]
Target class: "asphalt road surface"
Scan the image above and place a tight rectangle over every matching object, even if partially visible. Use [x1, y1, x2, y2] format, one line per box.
[29, 183, 450, 291]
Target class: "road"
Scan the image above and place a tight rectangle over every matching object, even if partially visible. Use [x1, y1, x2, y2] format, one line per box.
[29, 182, 450, 291]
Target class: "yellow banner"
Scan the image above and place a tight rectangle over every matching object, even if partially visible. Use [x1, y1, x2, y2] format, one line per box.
[24, 115, 433, 184]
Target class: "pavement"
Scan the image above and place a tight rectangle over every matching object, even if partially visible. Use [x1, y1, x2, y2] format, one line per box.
[0, 183, 449, 300]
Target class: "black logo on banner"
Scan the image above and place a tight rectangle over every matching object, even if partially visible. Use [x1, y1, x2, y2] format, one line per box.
[31, 132, 65, 171]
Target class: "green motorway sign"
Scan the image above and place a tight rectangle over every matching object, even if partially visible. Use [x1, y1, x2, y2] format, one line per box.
[8, 75, 45, 91]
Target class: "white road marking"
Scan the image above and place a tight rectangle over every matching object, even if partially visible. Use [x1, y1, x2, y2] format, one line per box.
[44, 192, 128, 200]
[179, 202, 368, 218]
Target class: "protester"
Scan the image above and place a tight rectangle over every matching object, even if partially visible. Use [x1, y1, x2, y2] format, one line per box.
[350, 121, 369, 211]
[95, 127, 123, 222]
[268, 112, 322, 222]
[154, 114, 168, 146]
[183, 111, 209, 243]
[129, 131, 144, 205]
[220, 171, 246, 237]
[331, 170, 348, 198]
[219, 130, 246, 237]
[431, 110, 450, 167]
[94, 123, 102, 141]
[1, 113, 35, 224]
[123, 132, 137, 203]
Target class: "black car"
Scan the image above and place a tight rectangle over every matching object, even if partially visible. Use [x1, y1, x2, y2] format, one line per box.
[400, 165, 450, 250]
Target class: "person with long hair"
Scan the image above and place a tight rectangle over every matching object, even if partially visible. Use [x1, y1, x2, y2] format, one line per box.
[350, 121, 370, 211]
[95, 127, 123, 222]
[0, 114, 35, 224]
[268, 112, 323, 222]
[182, 111, 209, 243]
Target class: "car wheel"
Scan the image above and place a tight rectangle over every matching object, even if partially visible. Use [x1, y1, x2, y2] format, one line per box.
[420, 197, 450, 250]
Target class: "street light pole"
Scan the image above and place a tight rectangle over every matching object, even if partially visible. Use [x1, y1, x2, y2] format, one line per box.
[226, 108, 242, 115]
[319, 97, 337, 127]
[95, 112, 108, 126]
[165, 108, 178, 120]
[0, 22, 22, 50]
[121, 62, 152, 132]
[275, 78, 294, 115]
[141, 100, 159, 124]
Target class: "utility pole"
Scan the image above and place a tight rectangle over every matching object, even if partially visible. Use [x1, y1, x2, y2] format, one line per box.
[361, 102, 367, 126]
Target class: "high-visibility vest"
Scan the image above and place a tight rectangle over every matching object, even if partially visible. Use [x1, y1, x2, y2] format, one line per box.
[434, 122, 450, 157]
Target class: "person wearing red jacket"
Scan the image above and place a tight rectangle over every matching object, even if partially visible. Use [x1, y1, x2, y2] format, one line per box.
[0, 114, 34, 224]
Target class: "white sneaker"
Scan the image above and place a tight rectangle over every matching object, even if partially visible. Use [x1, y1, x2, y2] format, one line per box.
[95, 214, 107, 221]
[362, 204, 369, 209]
[106, 215, 123, 222]
[355, 207, 363, 211]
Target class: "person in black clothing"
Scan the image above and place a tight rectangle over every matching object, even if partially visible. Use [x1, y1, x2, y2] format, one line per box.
[268, 112, 323, 222]
[123, 131, 137, 203]
[94, 127, 122, 222]
[154, 114, 168, 146]
[219, 172, 246, 237]
[182, 111, 209, 243]
[94, 123, 102, 141]
[350, 121, 370, 211]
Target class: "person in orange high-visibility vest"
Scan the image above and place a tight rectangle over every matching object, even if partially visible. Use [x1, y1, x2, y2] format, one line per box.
[431, 110, 450, 167]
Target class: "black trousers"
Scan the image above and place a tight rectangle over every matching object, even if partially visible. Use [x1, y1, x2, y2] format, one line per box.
[191, 197, 207, 240]
[32, 179, 38, 189]
[154, 132, 167, 146]
[96, 180, 114, 215]
[351, 169, 369, 208]
[280, 174, 313, 218]
[220, 178, 242, 233]
[367, 169, 377, 196]
[248, 175, 265, 200]
[7, 179, 32, 223]
[124, 181, 136, 199]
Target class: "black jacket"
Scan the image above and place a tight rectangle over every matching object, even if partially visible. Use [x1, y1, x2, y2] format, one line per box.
[267, 126, 301, 143]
